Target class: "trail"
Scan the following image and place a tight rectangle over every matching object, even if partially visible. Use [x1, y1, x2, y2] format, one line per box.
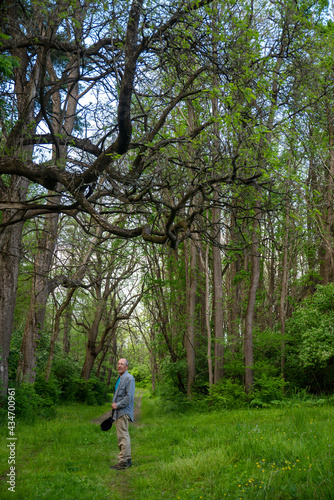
[91, 390, 144, 499]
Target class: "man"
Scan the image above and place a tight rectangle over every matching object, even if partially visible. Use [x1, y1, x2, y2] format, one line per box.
[110, 358, 135, 470]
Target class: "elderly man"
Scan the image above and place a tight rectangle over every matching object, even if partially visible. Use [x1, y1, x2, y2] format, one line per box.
[110, 358, 135, 470]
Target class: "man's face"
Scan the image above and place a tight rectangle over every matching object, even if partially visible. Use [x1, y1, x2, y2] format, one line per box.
[117, 359, 128, 376]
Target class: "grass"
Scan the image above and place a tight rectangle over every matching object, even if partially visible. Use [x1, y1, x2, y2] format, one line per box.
[0, 392, 333, 499]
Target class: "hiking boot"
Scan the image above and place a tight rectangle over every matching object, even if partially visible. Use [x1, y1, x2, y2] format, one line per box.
[110, 459, 132, 470]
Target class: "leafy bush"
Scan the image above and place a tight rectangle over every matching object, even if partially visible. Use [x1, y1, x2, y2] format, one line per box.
[208, 379, 248, 410]
[154, 358, 190, 413]
[286, 283, 334, 369]
[249, 375, 286, 407]
[129, 365, 151, 387]
[34, 376, 61, 405]
[11, 383, 57, 422]
[52, 356, 81, 388]
[157, 358, 188, 397]
[60, 377, 108, 405]
[51, 356, 109, 404]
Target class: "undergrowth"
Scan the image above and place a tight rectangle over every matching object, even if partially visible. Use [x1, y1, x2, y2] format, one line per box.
[0, 391, 333, 499]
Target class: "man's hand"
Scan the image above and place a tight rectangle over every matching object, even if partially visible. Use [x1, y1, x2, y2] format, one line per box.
[111, 402, 117, 410]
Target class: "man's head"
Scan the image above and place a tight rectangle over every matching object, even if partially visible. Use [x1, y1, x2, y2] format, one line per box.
[117, 358, 129, 376]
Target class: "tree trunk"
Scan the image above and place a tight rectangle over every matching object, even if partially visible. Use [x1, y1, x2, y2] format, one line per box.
[267, 215, 276, 329]
[244, 204, 261, 393]
[203, 246, 214, 386]
[279, 198, 289, 381]
[210, 11, 224, 382]
[81, 297, 105, 380]
[184, 239, 197, 398]
[45, 289, 75, 381]
[228, 208, 241, 356]
[63, 306, 72, 355]
[17, 211, 59, 383]
[81, 345, 98, 381]
[212, 198, 224, 383]
[0, 178, 29, 395]
[323, 104, 334, 283]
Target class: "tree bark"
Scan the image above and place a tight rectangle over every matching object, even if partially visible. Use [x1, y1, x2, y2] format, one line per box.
[16, 210, 60, 383]
[323, 103, 334, 283]
[198, 245, 213, 386]
[0, 178, 29, 395]
[279, 198, 289, 381]
[244, 203, 261, 393]
[184, 239, 197, 398]
[81, 299, 105, 380]
[44, 289, 75, 381]
[212, 198, 224, 383]
[63, 306, 72, 355]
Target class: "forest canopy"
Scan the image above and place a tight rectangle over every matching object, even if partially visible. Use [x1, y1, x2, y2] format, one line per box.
[1, 0, 334, 403]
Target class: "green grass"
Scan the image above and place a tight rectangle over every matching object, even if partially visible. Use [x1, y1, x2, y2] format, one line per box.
[1, 393, 333, 499]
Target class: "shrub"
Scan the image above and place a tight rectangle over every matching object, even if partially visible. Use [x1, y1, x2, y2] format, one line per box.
[11, 383, 57, 422]
[208, 379, 248, 410]
[287, 283, 334, 369]
[249, 375, 286, 407]
[34, 376, 61, 405]
[52, 356, 81, 392]
[129, 365, 151, 387]
[60, 377, 108, 405]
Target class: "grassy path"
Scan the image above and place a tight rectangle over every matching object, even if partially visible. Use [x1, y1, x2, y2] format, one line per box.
[90, 390, 144, 498]
[0, 393, 333, 499]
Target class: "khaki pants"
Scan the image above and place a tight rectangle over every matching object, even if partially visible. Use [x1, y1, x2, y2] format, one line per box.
[115, 414, 131, 463]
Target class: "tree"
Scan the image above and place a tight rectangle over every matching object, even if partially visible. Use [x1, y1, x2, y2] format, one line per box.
[1, 0, 333, 397]
[1, 0, 221, 394]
